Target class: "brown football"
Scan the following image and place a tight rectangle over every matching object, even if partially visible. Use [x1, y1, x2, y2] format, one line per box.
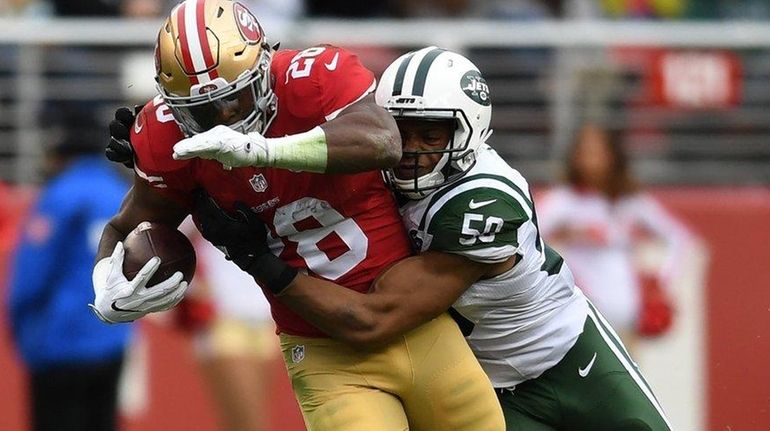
[122, 221, 196, 287]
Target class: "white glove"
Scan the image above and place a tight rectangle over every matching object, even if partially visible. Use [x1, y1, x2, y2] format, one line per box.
[172, 125, 268, 169]
[89, 241, 189, 324]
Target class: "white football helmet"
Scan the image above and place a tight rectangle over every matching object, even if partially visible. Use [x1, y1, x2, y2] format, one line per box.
[375, 47, 492, 199]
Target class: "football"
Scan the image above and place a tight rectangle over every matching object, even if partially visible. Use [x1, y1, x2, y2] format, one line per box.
[122, 221, 196, 287]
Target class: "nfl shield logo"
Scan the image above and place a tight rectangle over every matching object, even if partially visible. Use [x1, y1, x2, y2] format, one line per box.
[291, 345, 305, 363]
[249, 174, 268, 192]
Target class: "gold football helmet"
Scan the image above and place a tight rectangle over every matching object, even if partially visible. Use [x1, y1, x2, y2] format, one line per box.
[155, 0, 276, 136]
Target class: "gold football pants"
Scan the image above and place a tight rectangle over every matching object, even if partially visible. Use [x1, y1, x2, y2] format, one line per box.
[280, 313, 505, 431]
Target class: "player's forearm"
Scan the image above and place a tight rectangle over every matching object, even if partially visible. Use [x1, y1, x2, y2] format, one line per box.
[320, 106, 402, 173]
[279, 274, 401, 347]
[96, 221, 128, 261]
[253, 109, 400, 174]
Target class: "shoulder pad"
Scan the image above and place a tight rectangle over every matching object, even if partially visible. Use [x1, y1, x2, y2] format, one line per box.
[424, 176, 534, 259]
[273, 46, 375, 120]
[131, 96, 190, 175]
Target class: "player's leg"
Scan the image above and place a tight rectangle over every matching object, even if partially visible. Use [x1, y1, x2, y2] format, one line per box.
[279, 334, 409, 431]
[577, 303, 671, 430]
[401, 314, 505, 431]
[506, 302, 671, 431]
[496, 304, 670, 431]
[496, 390, 559, 431]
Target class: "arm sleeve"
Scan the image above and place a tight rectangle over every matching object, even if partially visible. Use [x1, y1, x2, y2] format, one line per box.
[427, 187, 529, 264]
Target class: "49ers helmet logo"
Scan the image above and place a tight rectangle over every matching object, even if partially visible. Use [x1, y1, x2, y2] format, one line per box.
[234, 2, 261, 44]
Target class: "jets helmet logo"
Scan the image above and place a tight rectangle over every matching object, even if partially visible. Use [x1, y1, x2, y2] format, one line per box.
[461, 70, 491, 106]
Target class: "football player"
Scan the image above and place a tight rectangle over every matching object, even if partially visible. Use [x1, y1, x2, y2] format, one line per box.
[197, 48, 674, 430]
[91, 1, 504, 430]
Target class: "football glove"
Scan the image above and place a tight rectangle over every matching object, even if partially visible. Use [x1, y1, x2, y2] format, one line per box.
[90, 241, 189, 324]
[107, 106, 140, 168]
[192, 190, 297, 294]
[172, 125, 269, 169]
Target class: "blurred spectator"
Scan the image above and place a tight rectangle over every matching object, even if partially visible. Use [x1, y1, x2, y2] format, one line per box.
[538, 123, 691, 353]
[6, 124, 133, 431]
[189, 237, 279, 431]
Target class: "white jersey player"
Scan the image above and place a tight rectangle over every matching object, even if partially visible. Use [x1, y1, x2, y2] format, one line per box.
[221, 47, 674, 430]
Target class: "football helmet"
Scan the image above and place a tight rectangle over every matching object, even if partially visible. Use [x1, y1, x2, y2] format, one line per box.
[375, 47, 492, 199]
[155, 0, 276, 136]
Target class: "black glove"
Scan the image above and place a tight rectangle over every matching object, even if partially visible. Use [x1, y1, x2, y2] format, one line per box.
[107, 106, 140, 168]
[192, 190, 297, 295]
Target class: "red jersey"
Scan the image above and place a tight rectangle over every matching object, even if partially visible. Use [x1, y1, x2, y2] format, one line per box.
[131, 46, 411, 337]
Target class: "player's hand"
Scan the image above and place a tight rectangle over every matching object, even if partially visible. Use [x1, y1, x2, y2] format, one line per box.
[107, 106, 140, 169]
[89, 241, 189, 324]
[172, 125, 269, 169]
[192, 189, 269, 265]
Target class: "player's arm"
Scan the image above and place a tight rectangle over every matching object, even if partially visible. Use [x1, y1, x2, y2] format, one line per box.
[278, 252, 510, 347]
[90, 176, 191, 324]
[317, 93, 401, 173]
[172, 47, 401, 173]
[97, 177, 188, 260]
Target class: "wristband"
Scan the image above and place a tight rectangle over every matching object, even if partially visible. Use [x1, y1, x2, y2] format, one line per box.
[256, 126, 328, 173]
[239, 253, 298, 295]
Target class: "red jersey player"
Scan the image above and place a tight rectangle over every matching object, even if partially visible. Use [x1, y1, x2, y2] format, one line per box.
[91, 1, 504, 430]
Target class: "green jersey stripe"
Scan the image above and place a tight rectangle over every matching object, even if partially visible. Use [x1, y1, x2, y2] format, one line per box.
[419, 174, 532, 232]
[586, 306, 672, 429]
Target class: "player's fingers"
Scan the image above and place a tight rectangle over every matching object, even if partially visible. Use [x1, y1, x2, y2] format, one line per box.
[136, 276, 186, 310]
[130, 256, 161, 289]
[147, 271, 184, 294]
[152, 281, 189, 311]
[107, 242, 127, 281]
[172, 137, 217, 160]
[114, 106, 135, 127]
[109, 119, 129, 140]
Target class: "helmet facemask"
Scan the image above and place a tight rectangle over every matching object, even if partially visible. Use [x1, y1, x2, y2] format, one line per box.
[159, 45, 276, 136]
[385, 107, 477, 200]
[375, 47, 493, 200]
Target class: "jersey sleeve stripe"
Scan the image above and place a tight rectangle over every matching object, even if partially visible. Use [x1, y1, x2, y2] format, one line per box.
[420, 176, 532, 232]
[447, 245, 518, 263]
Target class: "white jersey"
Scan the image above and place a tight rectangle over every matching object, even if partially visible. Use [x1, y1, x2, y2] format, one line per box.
[400, 144, 589, 388]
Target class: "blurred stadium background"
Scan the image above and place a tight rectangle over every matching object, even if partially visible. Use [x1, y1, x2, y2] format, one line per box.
[0, 1, 769, 431]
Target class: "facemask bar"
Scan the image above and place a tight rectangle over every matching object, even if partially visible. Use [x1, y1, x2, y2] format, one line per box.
[159, 44, 276, 136]
[385, 107, 475, 198]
